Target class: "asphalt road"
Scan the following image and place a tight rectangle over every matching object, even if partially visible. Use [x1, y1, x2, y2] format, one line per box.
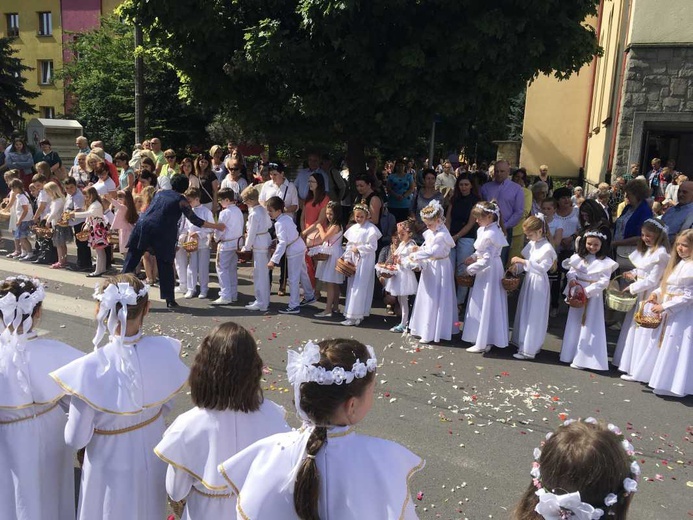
[0, 251, 690, 520]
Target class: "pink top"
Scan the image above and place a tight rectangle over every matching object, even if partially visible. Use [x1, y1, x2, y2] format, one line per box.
[303, 197, 328, 228]
[110, 199, 135, 231]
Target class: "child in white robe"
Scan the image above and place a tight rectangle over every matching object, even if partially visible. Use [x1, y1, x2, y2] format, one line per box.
[513, 418, 639, 519]
[559, 230, 618, 371]
[0, 275, 82, 520]
[462, 201, 509, 353]
[409, 202, 456, 343]
[313, 201, 344, 317]
[175, 215, 189, 294]
[184, 187, 214, 299]
[238, 186, 272, 311]
[341, 204, 382, 326]
[155, 321, 290, 519]
[212, 188, 244, 306]
[267, 196, 316, 314]
[50, 274, 189, 520]
[645, 229, 693, 397]
[218, 338, 424, 519]
[510, 215, 558, 359]
[385, 218, 419, 333]
[613, 219, 670, 379]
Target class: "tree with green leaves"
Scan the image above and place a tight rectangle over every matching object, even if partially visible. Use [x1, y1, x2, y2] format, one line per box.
[59, 15, 211, 152]
[0, 37, 39, 135]
[125, 0, 600, 173]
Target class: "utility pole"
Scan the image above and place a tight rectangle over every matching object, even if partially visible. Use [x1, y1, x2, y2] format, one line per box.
[134, 17, 144, 143]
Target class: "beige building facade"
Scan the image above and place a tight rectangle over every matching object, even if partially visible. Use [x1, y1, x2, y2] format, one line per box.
[521, 0, 693, 184]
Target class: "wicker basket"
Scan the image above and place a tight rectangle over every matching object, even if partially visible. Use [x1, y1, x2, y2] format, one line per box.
[634, 302, 663, 329]
[336, 258, 356, 277]
[456, 274, 475, 287]
[566, 283, 587, 308]
[33, 226, 53, 239]
[237, 249, 253, 262]
[376, 263, 397, 279]
[606, 276, 637, 312]
[312, 252, 330, 262]
[501, 270, 521, 292]
[182, 240, 199, 253]
[107, 232, 120, 246]
[75, 227, 90, 241]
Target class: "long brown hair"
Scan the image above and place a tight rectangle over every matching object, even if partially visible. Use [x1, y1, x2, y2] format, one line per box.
[119, 189, 138, 225]
[293, 339, 376, 520]
[512, 420, 634, 520]
[189, 322, 263, 412]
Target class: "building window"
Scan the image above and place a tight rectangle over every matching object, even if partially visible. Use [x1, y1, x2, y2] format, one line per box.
[6, 13, 19, 37]
[38, 12, 52, 36]
[38, 60, 53, 85]
[40, 106, 55, 119]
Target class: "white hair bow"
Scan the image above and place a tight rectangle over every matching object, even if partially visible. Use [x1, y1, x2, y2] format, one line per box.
[536, 212, 547, 222]
[286, 341, 321, 422]
[535, 489, 604, 520]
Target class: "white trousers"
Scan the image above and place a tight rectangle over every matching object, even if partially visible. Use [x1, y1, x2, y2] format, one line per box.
[217, 249, 238, 301]
[252, 249, 270, 309]
[287, 253, 314, 309]
[175, 248, 188, 291]
[187, 248, 210, 294]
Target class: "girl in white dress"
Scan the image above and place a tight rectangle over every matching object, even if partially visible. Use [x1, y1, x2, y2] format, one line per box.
[385, 218, 419, 333]
[341, 204, 382, 326]
[409, 201, 456, 343]
[0, 275, 82, 520]
[510, 215, 558, 359]
[314, 201, 344, 317]
[155, 321, 290, 519]
[462, 201, 509, 353]
[559, 230, 618, 371]
[613, 219, 670, 380]
[218, 338, 424, 519]
[50, 274, 189, 520]
[644, 229, 693, 397]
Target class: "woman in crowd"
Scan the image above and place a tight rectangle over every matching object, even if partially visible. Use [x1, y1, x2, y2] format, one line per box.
[612, 179, 653, 269]
[354, 174, 382, 229]
[410, 169, 444, 238]
[179, 156, 199, 188]
[386, 159, 416, 223]
[530, 181, 549, 216]
[5, 138, 34, 190]
[70, 152, 90, 189]
[301, 173, 329, 289]
[195, 152, 219, 213]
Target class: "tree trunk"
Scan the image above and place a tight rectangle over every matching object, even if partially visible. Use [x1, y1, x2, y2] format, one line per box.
[346, 136, 366, 191]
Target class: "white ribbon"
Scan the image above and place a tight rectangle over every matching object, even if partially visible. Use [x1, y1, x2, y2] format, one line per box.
[535, 489, 604, 520]
[420, 199, 444, 220]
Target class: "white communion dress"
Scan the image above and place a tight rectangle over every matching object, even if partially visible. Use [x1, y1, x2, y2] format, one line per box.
[50, 332, 189, 520]
[646, 259, 693, 396]
[0, 334, 83, 520]
[343, 221, 382, 320]
[559, 254, 618, 370]
[315, 230, 345, 284]
[219, 425, 425, 519]
[613, 246, 669, 374]
[511, 238, 558, 357]
[409, 225, 457, 342]
[155, 399, 291, 519]
[461, 223, 509, 348]
[384, 239, 419, 296]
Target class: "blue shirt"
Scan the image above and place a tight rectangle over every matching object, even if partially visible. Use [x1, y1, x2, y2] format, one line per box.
[662, 202, 693, 241]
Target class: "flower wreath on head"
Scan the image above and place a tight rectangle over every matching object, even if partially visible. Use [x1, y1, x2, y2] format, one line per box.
[353, 203, 371, 216]
[583, 230, 607, 241]
[420, 199, 444, 221]
[0, 275, 46, 395]
[644, 218, 668, 233]
[531, 418, 639, 520]
[475, 202, 500, 217]
[286, 340, 377, 423]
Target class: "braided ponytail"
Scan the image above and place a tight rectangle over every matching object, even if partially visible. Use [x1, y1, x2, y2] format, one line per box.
[294, 426, 328, 520]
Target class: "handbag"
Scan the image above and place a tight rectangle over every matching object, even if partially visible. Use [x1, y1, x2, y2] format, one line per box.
[615, 245, 636, 271]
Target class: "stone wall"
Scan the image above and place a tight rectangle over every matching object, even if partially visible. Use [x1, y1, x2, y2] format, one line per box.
[613, 45, 693, 175]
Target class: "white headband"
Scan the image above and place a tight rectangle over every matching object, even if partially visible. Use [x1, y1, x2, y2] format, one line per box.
[420, 199, 444, 220]
[286, 340, 377, 423]
[583, 230, 607, 241]
[644, 218, 668, 233]
[0, 276, 46, 396]
[92, 282, 149, 404]
[475, 203, 500, 217]
[532, 418, 639, 520]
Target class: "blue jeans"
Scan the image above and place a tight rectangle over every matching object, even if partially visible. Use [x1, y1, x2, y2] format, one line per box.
[451, 236, 476, 305]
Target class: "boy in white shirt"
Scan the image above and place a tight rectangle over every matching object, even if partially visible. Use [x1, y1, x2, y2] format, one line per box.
[183, 188, 214, 299]
[9, 179, 35, 260]
[211, 188, 244, 305]
[240, 185, 272, 311]
[266, 196, 315, 314]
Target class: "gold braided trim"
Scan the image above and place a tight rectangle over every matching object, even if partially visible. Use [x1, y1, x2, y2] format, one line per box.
[0, 401, 60, 425]
[93, 408, 162, 435]
[0, 394, 63, 411]
[218, 465, 248, 520]
[154, 448, 228, 491]
[399, 458, 426, 520]
[191, 486, 231, 499]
